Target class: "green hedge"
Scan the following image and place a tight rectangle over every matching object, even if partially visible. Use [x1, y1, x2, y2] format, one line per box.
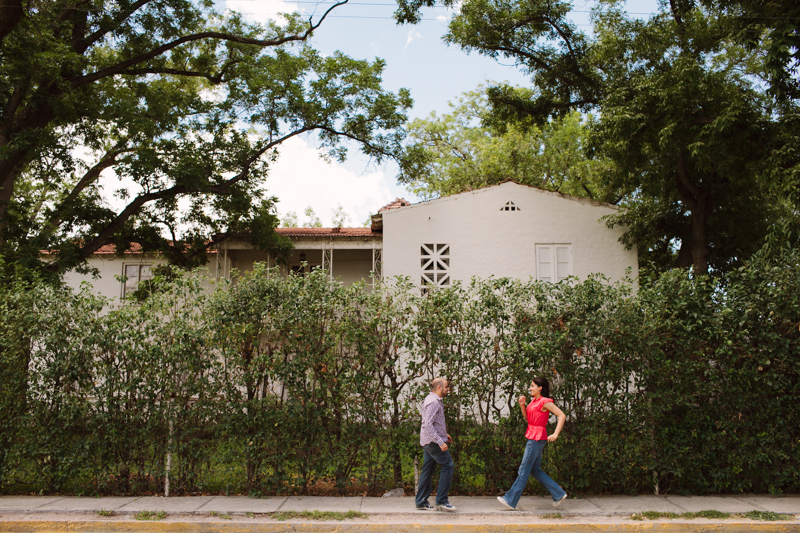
[0, 253, 798, 496]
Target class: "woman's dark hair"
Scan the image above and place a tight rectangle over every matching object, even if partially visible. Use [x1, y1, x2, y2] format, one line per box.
[533, 376, 551, 398]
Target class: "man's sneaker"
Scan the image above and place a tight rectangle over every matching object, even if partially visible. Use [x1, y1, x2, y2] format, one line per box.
[496, 496, 515, 510]
[437, 502, 457, 512]
[416, 502, 436, 511]
[553, 493, 568, 507]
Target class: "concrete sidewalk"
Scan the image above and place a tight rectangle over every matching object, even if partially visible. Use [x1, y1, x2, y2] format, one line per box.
[1, 494, 799, 532]
[1, 494, 799, 516]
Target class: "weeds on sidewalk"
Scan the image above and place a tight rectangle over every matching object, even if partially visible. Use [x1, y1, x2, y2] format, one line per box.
[541, 513, 563, 519]
[742, 511, 794, 521]
[96, 510, 115, 517]
[245, 512, 255, 518]
[209, 511, 232, 520]
[631, 510, 793, 521]
[272, 510, 367, 521]
[134, 511, 167, 521]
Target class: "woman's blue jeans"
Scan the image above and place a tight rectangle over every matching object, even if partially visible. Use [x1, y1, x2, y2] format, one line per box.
[502, 439, 565, 509]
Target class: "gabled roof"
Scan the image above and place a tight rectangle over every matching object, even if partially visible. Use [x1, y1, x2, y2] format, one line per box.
[388, 181, 617, 212]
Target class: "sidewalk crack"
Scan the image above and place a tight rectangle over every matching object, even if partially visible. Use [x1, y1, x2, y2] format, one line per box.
[732, 496, 768, 511]
[583, 497, 605, 511]
[194, 496, 215, 512]
[34, 497, 65, 510]
[664, 496, 689, 512]
[275, 496, 289, 512]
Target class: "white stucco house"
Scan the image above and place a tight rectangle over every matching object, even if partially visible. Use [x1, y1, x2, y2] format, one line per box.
[63, 182, 638, 300]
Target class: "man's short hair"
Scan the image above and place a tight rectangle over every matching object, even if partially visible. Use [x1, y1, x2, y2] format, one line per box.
[430, 377, 447, 391]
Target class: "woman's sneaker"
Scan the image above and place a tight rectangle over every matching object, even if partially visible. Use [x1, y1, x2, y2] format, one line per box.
[496, 496, 515, 510]
[437, 502, 457, 512]
[416, 502, 435, 510]
[553, 493, 568, 507]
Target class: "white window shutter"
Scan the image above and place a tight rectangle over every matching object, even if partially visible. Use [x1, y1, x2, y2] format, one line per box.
[537, 245, 553, 283]
[556, 245, 571, 281]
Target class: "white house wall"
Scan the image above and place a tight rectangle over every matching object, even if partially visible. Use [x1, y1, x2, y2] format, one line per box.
[62, 254, 215, 305]
[381, 182, 638, 285]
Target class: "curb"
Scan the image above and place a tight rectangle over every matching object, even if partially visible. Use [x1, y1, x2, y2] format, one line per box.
[1, 521, 800, 533]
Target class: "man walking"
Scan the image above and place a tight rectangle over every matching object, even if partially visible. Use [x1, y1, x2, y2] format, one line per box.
[415, 377, 456, 512]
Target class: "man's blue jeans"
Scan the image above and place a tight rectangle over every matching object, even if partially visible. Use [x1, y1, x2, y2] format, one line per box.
[415, 443, 454, 507]
[502, 439, 566, 509]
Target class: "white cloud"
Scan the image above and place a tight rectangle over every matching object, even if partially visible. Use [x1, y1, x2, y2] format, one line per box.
[405, 30, 422, 49]
[266, 136, 412, 226]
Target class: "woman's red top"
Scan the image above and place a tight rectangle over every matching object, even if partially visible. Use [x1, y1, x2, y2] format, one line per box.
[524, 396, 553, 441]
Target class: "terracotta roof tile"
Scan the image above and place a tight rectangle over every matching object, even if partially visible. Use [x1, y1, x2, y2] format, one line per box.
[377, 198, 411, 212]
[93, 243, 145, 255]
[275, 227, 378, 237]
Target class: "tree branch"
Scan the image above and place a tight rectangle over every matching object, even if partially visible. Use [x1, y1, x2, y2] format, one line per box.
[79, 0, 154, 53]
[117, 65, 236, 84]
[71, 1, 349, 87]
[0, 0, 23, 44]
[45, 142, 134, 232]
[47, 125, 316, 270]
[492, 45, 553, 71]
[674, 151, 703, 208]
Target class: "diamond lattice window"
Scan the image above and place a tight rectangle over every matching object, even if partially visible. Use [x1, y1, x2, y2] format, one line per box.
[420, 243, 450, 287]
[500, 201, 520, 211]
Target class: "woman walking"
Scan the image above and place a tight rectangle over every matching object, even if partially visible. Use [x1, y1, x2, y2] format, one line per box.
[497, 376, 567, 510]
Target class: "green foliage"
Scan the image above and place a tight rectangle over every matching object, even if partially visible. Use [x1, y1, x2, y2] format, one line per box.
[394, 0, 800, 274]
[1, 252, 799, 496]
[399, 90, 612, 202]
[272, 510, 368, 521]
[632, 510, 793, 521]
[302, 207, 323, 228]
[691, 510, 731, 519]
[134, 511, 166, 521]
[0, 1, 410, 277]
[742, 511, 794, 521]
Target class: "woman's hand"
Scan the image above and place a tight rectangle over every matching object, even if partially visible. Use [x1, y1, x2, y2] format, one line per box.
[518, 396, 527, 407]
[547, 434, 559, 443]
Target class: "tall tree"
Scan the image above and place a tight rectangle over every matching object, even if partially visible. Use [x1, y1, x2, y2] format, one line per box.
[396, 0, 797, 274]
[399, 89, 613, 201]
[0, 0, 411, 277]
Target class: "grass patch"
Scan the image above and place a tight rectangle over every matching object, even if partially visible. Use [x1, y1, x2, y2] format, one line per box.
[742, 511, 793, 521]
[245, 512, 255, 518]
[209, 511, 232, 520]
[272, 510, 368, 521]
[685, 510, 731, 519]
[540, 513, 562, 519]
[134, 511, 166, 521]
[631, 511, 680, 520]
[631, 510, 794, 522]
[95, 509, 115, 517]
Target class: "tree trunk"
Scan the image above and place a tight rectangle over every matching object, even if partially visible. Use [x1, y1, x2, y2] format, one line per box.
[0, 0, 22, 43]
[674, 154, 711, 273]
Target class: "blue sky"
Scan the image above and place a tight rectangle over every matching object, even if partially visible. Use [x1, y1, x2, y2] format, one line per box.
[220, 0, 661, 226]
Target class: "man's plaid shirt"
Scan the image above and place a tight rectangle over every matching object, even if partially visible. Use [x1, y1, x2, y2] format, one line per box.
[419, 391, 447, 447]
